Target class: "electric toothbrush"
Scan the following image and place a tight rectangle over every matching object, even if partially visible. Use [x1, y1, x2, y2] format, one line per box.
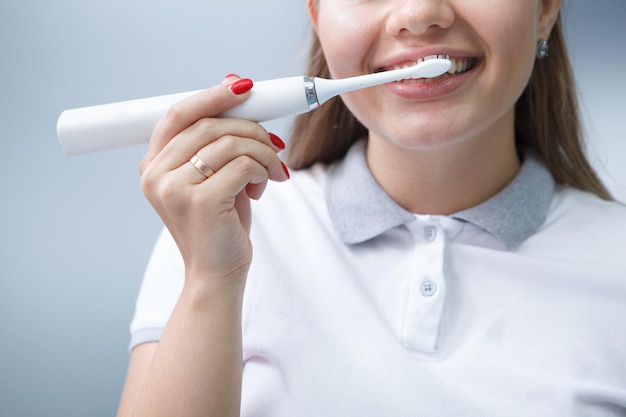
[57, 57, 451, 156]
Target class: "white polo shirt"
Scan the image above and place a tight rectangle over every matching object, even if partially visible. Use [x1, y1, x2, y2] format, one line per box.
[130, 140, 626, 416]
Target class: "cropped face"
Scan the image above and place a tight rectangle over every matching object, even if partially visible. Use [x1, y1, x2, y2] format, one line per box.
[308, 0, 561, 150]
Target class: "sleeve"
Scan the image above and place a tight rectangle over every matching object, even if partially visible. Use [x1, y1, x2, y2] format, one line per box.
[128, 227, 185, 351]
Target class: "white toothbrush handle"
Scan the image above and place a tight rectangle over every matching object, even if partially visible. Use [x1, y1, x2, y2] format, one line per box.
[57, 90, 202, 156]
[57, 77, 314, 156]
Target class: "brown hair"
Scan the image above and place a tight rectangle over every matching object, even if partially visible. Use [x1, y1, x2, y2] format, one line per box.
[286, 13, 613, 200]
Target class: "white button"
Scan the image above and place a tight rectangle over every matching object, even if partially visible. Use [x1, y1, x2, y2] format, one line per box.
[424, 226, 437, 242]
[420, 280, 437, 297]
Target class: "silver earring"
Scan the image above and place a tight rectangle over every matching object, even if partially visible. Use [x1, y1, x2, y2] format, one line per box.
[536, 39, 549, 60]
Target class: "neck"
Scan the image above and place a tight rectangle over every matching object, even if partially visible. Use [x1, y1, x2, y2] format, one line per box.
[366, 117, 520, 215]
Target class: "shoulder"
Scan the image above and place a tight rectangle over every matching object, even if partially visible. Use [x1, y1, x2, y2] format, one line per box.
[547, 185, 626, 227]
[525, 185, 626, 261]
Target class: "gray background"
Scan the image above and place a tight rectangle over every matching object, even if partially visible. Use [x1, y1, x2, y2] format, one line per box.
[0, 1, 624, 416]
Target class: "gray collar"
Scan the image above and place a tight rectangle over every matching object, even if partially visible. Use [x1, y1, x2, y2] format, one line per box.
[325, 140, 555, 250]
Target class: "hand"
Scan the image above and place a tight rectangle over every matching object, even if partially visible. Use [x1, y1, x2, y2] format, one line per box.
[139, 76, 289, 290]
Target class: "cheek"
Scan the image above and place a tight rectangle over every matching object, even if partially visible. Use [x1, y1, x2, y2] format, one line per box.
[316, 8, 376, 77]
[470, 3, 539, 98]
[477, 2, 539, 61]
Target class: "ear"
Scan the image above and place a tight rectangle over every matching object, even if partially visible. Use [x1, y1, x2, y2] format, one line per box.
[538, 0, 562, 39]
[307, 0, 319, 33]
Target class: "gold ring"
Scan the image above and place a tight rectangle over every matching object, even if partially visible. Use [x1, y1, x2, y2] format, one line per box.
[189, 154, 215, 178]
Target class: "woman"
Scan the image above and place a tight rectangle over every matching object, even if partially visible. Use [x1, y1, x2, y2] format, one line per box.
[117, 0, 626, 415]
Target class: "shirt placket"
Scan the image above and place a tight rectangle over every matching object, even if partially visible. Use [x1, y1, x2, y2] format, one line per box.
[402, 217, 447, 354]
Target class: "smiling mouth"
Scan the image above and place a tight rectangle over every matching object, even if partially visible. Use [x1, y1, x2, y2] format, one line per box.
[378, 55, 479, 82]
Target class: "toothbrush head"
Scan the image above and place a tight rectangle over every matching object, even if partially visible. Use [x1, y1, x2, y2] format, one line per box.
[313, 56, 452, 105]
[407, 56, 452, 79]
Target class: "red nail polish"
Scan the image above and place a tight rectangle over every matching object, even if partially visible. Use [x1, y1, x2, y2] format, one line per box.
[230, 78, 253, 95]
[281, 162, 290, 179]
[269, 133, 286, 150]
[225, 73, 240, 79]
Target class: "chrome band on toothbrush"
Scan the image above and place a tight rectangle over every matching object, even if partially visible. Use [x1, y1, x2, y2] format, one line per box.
[303, 77, 319, 110]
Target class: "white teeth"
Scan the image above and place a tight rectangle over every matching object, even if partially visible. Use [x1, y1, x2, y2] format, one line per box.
[448, 59, 457, 73]
[447, 57, 472, 74]
[389, 55, 473, 82]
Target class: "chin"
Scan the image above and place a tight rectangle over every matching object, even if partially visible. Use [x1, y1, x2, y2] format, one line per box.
[371, 121, 465, 151]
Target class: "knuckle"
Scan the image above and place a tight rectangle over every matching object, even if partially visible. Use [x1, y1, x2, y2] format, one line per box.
[139, 167, 157, 196]
[163, 103, 185, 126]
[156, 175, 182, 201]
[194, 117, 219, 136]
[235, 155, 264, 178]
[218, 134, 242, 155]
[140, 169, 181, 204]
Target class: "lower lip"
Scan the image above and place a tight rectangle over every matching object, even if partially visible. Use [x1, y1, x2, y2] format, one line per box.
[383, 63, 478, 100]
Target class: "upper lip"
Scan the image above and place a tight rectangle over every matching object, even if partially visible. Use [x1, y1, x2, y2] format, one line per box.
[373, 47, 480, 72]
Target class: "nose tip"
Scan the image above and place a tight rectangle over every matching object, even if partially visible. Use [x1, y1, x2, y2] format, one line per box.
[386, 0, 455, 36]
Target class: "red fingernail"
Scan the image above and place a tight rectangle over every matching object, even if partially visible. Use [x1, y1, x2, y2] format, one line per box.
[224, 73, 240, 79]
[230, 78, 253, 95]
[281, 162, 290, 179]
[269, 133, 286, 150]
